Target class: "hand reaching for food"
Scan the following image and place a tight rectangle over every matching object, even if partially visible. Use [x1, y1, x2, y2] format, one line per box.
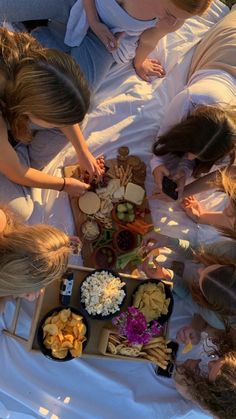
[182, 196, 204, 222]
[142, 232, 172, 251]
[64, 177, 90, 196]
[78, 149, 105, 181]
[141, 258, 173, 281]
[176, 325, 201, 348]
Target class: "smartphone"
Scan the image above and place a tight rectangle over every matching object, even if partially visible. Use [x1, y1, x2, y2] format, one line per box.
[155, 341, 179, 378]
[60, 271, 74, 306]
[162, 176, 178, 201]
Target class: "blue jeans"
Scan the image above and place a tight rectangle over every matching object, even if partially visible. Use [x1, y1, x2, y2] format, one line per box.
[32, 26, 115, 93]
[0, 0, 74, 22]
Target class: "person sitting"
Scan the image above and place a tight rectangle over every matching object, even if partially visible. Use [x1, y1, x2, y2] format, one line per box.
[0, 28, 104, 220]
[142, 232, 236, 331]
[150, 6, 236, 198]
[0, 205, 75, 302]
[182, 167, 236, 235]
[174, 327, 236, 419]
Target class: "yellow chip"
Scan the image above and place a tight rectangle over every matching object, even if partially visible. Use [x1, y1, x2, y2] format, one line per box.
[43, 324, 58, 336]
[182, 341, 193, 354]
[78, 323, 87, 337]
[44, 316, 52, 325]
[59, 308, 71, 322]
[51, 337, 61, 351]
[51, 314, 60, 324]
[72, 313, 83, 321]
[52, 348, 68, 359]
[64, 334, 74, 343]
[73, 339, 83, 351]
[61, 340, 74, 349]
[70, 339, 83, 358]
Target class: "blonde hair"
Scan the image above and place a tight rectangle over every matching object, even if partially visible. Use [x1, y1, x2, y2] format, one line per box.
[172, 0, 212, 15]
[0, 206, 70, 297]
[0, 28, 90, 142]
[216, 167, 236, 209]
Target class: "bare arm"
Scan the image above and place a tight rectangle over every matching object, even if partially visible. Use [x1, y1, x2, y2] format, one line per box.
[134, 19, 184, 81]
[60, 124, 102, 178]
[183, 171, 219, 197]
[0, 117, 89, 195]
[83, 0, 100, 28]
[83, 0, 117, 50]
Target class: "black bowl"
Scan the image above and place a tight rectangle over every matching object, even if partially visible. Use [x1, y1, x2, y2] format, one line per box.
[79, 268, 127, 320]
[37, 306, 90, 362]
[132, 279, 174, 325]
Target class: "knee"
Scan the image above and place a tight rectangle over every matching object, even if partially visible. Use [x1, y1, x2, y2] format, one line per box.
[9, 198, 34, 223]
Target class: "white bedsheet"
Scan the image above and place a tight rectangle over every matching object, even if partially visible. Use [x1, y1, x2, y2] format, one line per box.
[0, 1, 230, 418]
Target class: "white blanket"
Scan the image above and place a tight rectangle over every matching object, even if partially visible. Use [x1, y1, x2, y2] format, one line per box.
[0, 2, 230, 418]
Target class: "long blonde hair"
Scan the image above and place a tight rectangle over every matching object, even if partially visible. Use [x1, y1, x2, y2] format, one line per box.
[172, 0, 212, 15]
[0, 206, 70, 297]
[215, 167, 236, 209]
[0, 28, 90, 142]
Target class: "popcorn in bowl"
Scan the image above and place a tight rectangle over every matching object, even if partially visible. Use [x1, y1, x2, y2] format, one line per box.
[80, 269, 126, 318]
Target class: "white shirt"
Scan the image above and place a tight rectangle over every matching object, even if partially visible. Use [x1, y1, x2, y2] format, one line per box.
[150, 69, 236, 174]
[65, 0, 157, 64]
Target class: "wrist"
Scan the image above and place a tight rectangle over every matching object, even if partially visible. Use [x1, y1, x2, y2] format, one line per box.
[58, 177, 66, 192]
[90, 19, 101, 33]
[133, 57, 143, 70]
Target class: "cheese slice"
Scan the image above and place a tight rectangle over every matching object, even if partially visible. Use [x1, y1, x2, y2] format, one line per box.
[78, 192, 101, 215]
[124, 182, 145, 205]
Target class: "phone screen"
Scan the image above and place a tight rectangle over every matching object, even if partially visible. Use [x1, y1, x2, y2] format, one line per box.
[162, 176, 178, 201]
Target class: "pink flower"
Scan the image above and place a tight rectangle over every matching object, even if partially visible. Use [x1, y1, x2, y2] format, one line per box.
[112, 306, 163, 345]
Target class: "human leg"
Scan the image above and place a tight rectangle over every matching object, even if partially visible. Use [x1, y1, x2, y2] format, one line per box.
[0, 0, 75, 23]
[0, 144, 33, 221]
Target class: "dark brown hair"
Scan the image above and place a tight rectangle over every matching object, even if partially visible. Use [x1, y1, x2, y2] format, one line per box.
[0, 28, 90, 142]
[191, 265, 236, 319]
[177, 348, 236, 419]
[153, 105, 236, 177]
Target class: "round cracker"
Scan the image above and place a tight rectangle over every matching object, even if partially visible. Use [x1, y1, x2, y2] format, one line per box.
[78, 192, 101, 215]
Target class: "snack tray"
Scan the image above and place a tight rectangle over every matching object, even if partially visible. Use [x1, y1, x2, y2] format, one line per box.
[63, 153, 152, 272]
[2, 265, 170, 362]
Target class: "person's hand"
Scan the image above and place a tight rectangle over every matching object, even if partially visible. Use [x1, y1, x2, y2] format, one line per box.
[134, 58, 165, 82]
[77, 148, 104, 181]
[172, 169, 186, 200]
[91, 22, 124, 51]
[153, 165, 170, 191]
[141, 258, 173, 281]
[142, 232, 171, 250]
[182, 196, 204, 222]
[64, 177, 90, 196]
[20, 288, 44, 302]
[69, 236, 82, 255]
[176, 325, 201, 346]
